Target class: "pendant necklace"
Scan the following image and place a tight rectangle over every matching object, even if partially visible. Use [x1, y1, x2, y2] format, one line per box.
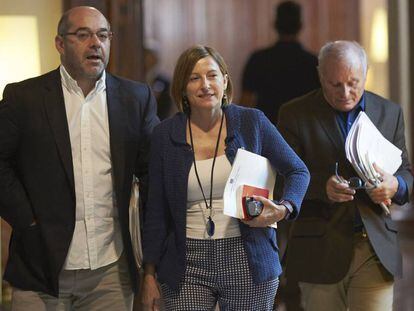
[188, 110, 225, 238]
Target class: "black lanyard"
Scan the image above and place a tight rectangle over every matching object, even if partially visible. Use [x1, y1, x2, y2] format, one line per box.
[188, 111, 225, 237]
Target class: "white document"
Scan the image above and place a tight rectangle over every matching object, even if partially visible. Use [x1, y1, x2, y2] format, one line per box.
[129, 178, 143, 270]
[356, 113, 402, 175]
[223, 148, 276, 219]
[345, 112, 402, 215]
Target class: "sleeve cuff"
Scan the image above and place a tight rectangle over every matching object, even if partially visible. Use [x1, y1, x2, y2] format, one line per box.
[277, 199, 295, 220]
[393, 176, 409, 205]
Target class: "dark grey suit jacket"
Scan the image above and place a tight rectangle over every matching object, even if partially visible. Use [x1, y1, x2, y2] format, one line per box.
[278, 89, 412, 283]
[0, 68, 159, 296]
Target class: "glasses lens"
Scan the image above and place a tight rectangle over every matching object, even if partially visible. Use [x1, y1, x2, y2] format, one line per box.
[96, 31, 111, 42]
[75, 30, 91, 41]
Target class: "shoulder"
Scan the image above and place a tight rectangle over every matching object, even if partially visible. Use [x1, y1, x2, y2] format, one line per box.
[365, 91, 401, 113]
[225, 104, 276, 139]
[225, 103, 263, 122]
[280, 89, 323, 115]
[245, 46, 275, 64]
[106, 72, 151, 94]
[298, 47, 318, 64]
[152, 112, 185, 137]
[3, 69, 59, 95]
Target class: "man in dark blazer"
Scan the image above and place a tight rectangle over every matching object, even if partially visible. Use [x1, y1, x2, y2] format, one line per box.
[0, 6, 159, 310]
[278, 41, 412, 310]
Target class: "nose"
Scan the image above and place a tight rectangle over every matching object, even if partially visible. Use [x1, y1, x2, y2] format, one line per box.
[89, 33, 102, 47]
[201, 77, 210, 90]
[339, 84, 350, 98]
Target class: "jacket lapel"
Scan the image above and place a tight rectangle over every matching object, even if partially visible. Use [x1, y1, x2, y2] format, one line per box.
[314, 91, 345, 155]
[43, 69, 75, 192]
[106, 74, 126, 197]
[364, 92, 381, 127]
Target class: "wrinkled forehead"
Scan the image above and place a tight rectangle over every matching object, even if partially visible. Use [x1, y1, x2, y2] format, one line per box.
[321, 57, 365, 80]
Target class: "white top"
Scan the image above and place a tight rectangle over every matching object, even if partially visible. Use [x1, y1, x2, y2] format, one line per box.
[60, 65, 123, 270]
[187, 155, 240, 239]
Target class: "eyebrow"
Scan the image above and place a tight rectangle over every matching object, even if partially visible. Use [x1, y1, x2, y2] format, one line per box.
[191, 69, 219, 75]
[71, 27, 109, 32]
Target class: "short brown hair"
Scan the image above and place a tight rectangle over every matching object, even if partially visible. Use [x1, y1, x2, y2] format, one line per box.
[171, 45, 233, 112]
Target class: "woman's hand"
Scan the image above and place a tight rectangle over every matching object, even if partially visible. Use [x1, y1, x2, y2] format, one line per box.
[241, 195, 287, 227]
[141, 265, 161, 311]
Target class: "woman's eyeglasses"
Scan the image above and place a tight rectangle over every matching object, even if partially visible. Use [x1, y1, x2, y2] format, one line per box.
[335, 162, 375, 190]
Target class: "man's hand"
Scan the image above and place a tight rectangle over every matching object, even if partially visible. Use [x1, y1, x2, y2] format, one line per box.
[326, 175, 356, 202]
[141, 266, 161, 311]
[366, 163, 397, 205]
[241, 195, 287, 227]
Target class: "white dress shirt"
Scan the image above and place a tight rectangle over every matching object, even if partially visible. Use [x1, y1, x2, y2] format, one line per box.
[60, 65, 123, 270]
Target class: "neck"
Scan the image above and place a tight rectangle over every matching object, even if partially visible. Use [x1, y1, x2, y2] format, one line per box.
[278, 34, 299, 42]
[77, 79, 96, 97]
[62, 65, 99, 97]
[190, 106, 223, 132]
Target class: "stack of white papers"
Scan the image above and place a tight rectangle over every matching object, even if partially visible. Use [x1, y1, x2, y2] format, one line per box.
[129, 179, 143, 270]
[345, 112, 402, 214]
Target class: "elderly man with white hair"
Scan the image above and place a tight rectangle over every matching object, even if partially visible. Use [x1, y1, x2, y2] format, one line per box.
[278, 40, 412, 310]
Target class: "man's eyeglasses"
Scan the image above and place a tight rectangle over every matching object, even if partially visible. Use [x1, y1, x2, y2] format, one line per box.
[61, 29, 113, 42]
[335, 162, 374, 190]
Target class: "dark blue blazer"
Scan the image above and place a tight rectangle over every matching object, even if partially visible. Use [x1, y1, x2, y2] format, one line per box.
[0, 68, 159, 296]
[143, 104, 309, 289]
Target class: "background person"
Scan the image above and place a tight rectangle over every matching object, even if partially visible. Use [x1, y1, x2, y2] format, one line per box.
[144, 47, 175, 120]
[240, 0, 320, 125]
[0, 6, 159, 310]
[141, 45, 310, 310]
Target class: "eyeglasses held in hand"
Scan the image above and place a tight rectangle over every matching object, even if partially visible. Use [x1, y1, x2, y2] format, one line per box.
[335, 162, 375, 190]
[61, 29, 113, 42]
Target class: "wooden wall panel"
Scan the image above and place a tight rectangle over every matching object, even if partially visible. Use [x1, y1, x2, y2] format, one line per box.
[143, 0, 360, 101]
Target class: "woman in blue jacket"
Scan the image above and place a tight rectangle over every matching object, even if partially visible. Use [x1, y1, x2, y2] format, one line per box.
[141, 45, 310, 311]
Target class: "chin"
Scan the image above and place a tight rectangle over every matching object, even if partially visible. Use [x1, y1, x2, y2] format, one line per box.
[85, 68, 104, 79]
[337, 103, 356, 112]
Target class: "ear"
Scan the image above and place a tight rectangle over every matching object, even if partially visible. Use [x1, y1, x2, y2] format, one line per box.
[55, 35, 65, 55]
[317, 66, 323, 82]
[223, 73, 228, 90]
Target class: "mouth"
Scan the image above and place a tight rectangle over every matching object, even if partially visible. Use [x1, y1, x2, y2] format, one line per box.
[337, 99, 352, 105]
[198, 93, 214, 99]
[86, 54, 103, 62]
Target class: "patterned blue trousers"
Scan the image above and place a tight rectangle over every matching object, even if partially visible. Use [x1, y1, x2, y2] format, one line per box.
[161, 236, 279, 310]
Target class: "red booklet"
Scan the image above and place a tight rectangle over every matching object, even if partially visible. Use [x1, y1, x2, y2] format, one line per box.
[240, 184, 269, 220]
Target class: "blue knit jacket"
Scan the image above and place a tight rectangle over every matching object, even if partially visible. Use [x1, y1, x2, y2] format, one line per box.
[142, 104, 310, 289]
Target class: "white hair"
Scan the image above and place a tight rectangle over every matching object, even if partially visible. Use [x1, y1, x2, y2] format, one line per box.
[318, 40, 368, 77]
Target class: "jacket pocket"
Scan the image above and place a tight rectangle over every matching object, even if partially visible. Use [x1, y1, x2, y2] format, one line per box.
[18, 225, 49, 283]
[266, 228, 279, 252]
[384, 217, 398, 233]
